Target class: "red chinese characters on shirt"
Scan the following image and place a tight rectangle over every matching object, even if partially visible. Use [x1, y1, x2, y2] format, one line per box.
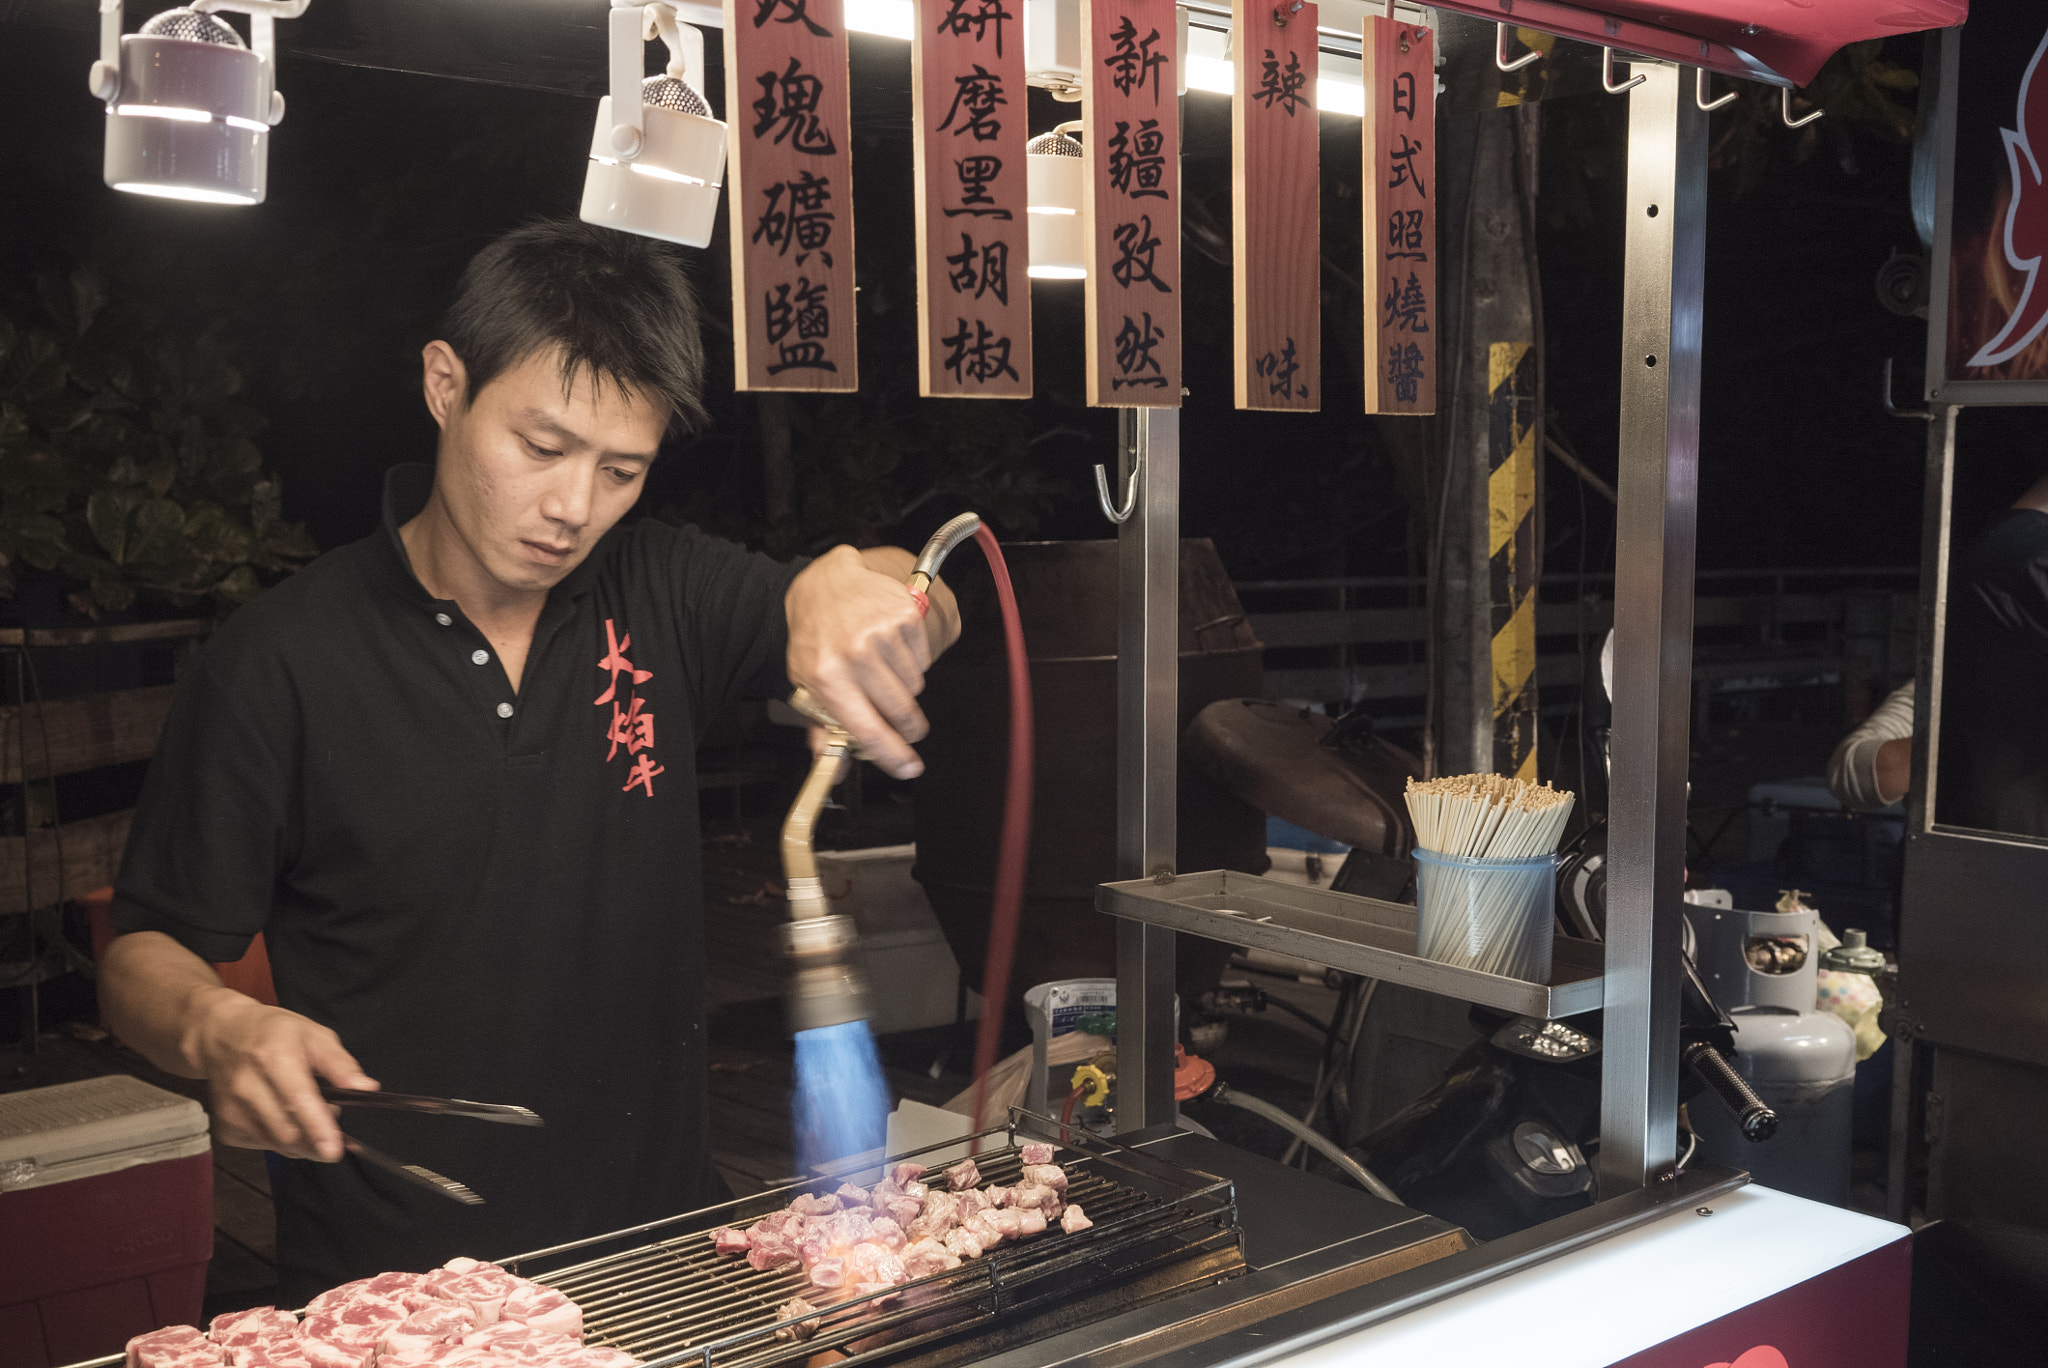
[595, 618, 665, 796]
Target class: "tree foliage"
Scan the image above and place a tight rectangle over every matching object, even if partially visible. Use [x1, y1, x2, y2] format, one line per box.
[0, 263, 316, 617]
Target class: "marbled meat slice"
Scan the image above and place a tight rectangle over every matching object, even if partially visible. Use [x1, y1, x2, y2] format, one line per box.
[1060, 1203, 1094, 1234]
[942, 1158, 980, 1191]
[435, 1265, 524, 1326]
[228, 1342, 312, 1368]
[499, 1282, 583, 1339]
[291, 1336, 373, 1368]
[1019, 1143, 1054, 1166]
[209, 1308, 299, 1348]
[127, 1326, 223, 1368]
[376, 1303, 480, 1366]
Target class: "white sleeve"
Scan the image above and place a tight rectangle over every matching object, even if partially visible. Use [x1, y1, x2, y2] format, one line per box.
[1827, 680, 1916, 812]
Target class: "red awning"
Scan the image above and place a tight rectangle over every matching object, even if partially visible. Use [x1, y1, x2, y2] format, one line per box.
[1432, 0, 1966, 88]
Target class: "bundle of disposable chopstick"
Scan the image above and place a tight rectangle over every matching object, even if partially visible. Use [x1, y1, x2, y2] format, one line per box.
[1405, 773, 1576, 860]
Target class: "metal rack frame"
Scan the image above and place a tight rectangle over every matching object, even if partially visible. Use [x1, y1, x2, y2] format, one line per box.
[1105, 56, 1709, 1202]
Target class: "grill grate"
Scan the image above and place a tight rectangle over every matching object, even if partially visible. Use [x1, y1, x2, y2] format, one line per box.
[504, 1117, 1241, 1368]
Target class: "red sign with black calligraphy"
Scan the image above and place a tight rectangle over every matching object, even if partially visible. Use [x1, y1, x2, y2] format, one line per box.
[1232, 0, 1317, 411]
[912, 0, 1032, 398]
[1082, 0, 1180, 407]
[1360, 15, 1433, 415]
[724, 0, 858, 391]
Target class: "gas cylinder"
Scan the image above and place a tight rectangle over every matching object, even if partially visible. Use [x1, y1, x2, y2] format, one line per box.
[1684, 891, 1859, 1206]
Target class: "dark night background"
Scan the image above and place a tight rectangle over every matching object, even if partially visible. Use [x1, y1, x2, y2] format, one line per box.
[0, 9, 1954, 597]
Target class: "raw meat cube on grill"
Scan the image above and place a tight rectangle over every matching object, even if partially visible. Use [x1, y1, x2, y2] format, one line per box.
[834, 1181, 873, 1207]
[808, 1258, 847, 1290]
[1020, 1143, 1055, 1165]
[943, 1226, 985, 1260]
[1006, 1182, 1063, 1217]
[865, 1215, 907, 1250]
[709, 1226, 750, 1255]
[900, 1238, 961, 1279]
[844, 1244, 909, 1286]
[942, 1158, 981, 1191]
[956, 1187, 995, 1214]
[906, 1190, 960, 1240]
[499, 1282, 583, 1339]
[127, 1326, 222, 1368]
[889, 1162, 927, 1185]
[210, 1309, 299, 1347]
[980, 1184, 1010, 1208]
[790, 1191, 842, 1216]
[1060, 1203, 1094, 1234]
[988, 1208, 1027, 1239]
[1020, 1163, 1068, 1193]
[774, 1297, 822, 1342]
[901, 1179, 930, 1199]
[1014, 1208, 1048, 1236]
[748, 1238, 803, 1272]
[884, 1196, 924, 1227]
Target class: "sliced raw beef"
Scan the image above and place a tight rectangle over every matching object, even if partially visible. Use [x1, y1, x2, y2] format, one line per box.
[127, 1326, 222, 1368]
[1060, 1204, 1093, 1234]
[942, 1158, 980, 1191]
[1019, 1143, 1054, 1165]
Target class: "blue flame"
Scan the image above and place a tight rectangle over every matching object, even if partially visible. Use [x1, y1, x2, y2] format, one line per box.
[792, 1020, 890, 1174]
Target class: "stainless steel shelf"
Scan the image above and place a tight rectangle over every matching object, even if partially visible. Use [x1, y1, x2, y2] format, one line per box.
[1097, 870, 1604, 1019]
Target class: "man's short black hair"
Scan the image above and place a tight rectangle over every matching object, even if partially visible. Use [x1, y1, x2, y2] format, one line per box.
[440, 219, 709, 435]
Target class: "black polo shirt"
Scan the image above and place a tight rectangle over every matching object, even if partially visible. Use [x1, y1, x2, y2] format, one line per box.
[111, 463, 803, 1298]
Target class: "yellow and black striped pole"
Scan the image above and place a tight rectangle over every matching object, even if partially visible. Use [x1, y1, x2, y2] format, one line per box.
[1488, 342, 1539, 779]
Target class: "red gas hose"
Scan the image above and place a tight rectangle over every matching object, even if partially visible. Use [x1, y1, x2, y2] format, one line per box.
[965, 523, 1032, 1149]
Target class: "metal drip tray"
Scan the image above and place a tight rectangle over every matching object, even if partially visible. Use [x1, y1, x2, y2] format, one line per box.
[1098, 870, 1605, 1018]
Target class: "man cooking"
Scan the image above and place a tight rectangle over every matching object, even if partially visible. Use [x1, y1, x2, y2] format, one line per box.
[97, 219, 960, 1300]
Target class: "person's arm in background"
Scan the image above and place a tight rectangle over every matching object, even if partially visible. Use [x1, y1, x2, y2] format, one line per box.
[1828, 679, 1916, 811]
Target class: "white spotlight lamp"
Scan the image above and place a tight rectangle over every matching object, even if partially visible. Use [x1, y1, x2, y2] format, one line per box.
[89, 0, 306, 206]
[580, 2, 727, 248]
[1026, 123, 1086, 281]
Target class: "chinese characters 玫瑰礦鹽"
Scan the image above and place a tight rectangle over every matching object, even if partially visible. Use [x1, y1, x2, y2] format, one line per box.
[938, 65, 1007, 142]
[1254, 49, 1309, 116]
[1110, 216, 1173, 294]
[940, 318, 1020, 384]
[752, 171, 836, 267]
[1106, 119, 1168, 200]
[945, 233, 1011, 304]
[752, 58, 837, 155]
[1102, 16, 1167, 103]
[752, 0, 831, 38]
[763, 277, 837, 374]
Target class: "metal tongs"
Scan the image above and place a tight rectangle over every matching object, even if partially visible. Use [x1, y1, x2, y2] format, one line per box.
[319, 1085, 546, 1206]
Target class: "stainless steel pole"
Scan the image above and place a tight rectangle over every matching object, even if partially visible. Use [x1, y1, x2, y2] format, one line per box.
[1596, 61, 1706, 1192]
[1116, 407, 1180, 1133]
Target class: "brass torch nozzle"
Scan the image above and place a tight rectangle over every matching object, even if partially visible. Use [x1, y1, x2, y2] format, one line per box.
[780, 732, 870, 1035]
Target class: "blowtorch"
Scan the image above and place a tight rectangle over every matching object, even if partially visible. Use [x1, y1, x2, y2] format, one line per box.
[781, 512, 989, 1173]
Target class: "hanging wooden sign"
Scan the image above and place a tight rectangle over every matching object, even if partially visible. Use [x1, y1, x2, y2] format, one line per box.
[1232, 0, 1318, 411]
[725, 0, 858, 391]
[1360, 14, 1433, 415]
[1082, 0, 1180, 407]
[911, 0, 1032, 398]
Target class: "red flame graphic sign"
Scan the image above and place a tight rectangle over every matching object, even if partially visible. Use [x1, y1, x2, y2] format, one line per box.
[1970, 27, 2048, 367]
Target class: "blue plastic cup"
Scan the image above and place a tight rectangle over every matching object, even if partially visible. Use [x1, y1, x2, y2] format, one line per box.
[1412, 849, 1560, 983]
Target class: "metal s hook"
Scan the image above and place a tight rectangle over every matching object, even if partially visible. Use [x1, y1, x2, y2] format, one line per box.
[1695, 67, 1736, 112]
[1882, 358, 1934, 422]
[1496, 23, 1540, 73]
[1781, 86, 1823, 128]
[1094, 453, 1141, 524]
[1602, 48, 1644, 95]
